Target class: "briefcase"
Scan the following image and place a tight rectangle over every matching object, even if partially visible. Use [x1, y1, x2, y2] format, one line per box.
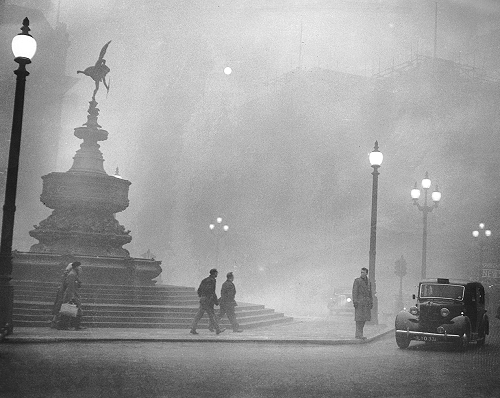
[59, 303, 78, 317]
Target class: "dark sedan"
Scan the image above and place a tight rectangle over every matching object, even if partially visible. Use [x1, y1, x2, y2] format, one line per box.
[395, 278, 489, 350]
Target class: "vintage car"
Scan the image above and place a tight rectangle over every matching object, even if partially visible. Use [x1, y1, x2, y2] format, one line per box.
[327, 290, 354, 315]
[395, 278, 489, 349]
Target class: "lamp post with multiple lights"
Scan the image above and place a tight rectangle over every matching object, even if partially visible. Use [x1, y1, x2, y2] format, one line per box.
[209, 217, 229, 269]
[368, 141, 383, 325]
[0, 18, 37, 338]
[411, 172, 441, 280]
[472, 223, 492, 280]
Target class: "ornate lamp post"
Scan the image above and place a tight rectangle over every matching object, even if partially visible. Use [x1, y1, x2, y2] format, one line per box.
[411, 172, 441, 279]
[368, 141, 383, 325]
[209, 217, 229, 269]
[472, 223, 492, 280]
[0, 18, 37, 339]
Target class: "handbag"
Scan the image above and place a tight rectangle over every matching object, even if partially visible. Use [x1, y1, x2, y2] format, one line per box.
[59, 302, 78, 317]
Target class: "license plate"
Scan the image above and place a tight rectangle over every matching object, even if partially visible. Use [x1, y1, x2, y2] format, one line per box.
[414, 335, 437, 342]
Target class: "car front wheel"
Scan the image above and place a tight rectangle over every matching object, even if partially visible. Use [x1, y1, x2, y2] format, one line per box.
[477, 321, 488, 347]
[396, 333, 410, 349]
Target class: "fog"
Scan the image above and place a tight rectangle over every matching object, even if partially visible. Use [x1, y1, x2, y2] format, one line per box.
[3, 0, 500, 317]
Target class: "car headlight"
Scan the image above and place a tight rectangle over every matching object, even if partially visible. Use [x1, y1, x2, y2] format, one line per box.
[409, 306, 419, 316]
[440, 308, 450, 317]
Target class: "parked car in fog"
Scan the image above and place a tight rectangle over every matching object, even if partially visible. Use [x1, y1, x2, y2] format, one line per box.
[395, 278, 489, 350]
[328, 290, 354, 315]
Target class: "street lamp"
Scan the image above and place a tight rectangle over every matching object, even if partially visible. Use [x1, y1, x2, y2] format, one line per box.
[0, 18, 37, 339]
[411, 171, 441, 279]
[368, 141, 383, 325]
[472, 223, 492, 280]
[209, 217, 229, 269]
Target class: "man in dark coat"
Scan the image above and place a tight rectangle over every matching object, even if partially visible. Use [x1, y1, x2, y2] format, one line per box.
[352, 267, 373, 339]
[50, 262, 73, 328]
[58, 261, 86, 331]
[219, 272, 242, 332]
[190, 269, 225, 335]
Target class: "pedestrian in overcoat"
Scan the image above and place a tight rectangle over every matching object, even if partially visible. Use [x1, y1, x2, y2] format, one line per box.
[190, 269, 225, 335]
[50, 262, 73, 328]
[352, 267, 373, 339]
[219, 272, 242, 332]
[58, 262, 86, 331]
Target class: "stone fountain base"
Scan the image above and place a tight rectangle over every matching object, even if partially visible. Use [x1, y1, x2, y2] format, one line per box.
[11, 251, 162, 286]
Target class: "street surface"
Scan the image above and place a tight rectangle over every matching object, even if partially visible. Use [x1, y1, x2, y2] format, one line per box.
[1, 321, 499, 397]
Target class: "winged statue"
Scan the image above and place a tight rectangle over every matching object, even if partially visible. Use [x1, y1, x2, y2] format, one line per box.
[77, 41, 112, 100]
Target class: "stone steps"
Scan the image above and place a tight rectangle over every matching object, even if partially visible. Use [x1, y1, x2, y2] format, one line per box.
[12, 280, 293, 329]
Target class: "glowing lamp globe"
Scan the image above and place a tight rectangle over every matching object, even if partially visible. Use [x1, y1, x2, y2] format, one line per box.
[431, 187, 441, 203]
[422, 177, 431, 190]
[12, 18, 36, 60]
[411, 184, 420, 200]
[369, 141, 383, 167]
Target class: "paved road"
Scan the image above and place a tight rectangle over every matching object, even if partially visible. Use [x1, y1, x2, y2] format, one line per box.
[1, 320, 499, 397]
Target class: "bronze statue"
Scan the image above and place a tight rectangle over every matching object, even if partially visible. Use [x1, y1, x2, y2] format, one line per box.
[77, 41, 112, 100]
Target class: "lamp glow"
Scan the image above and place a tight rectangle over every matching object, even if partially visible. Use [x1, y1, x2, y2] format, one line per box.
[369, 141, 383, 166]
[411, 183, 420, 200]
[431, 186, 441, 203]
[421, 172, 431, 189]
[11, 18, 36, 60]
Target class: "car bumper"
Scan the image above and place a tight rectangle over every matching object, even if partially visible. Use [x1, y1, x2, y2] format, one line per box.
[395, 329, 461, 342]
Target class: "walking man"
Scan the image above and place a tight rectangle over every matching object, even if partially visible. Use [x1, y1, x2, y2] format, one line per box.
[219, 272, 243, 332]
[190, 268, 225, 335]
[58, 261, 86, 331]
[352, 267, 373, 339]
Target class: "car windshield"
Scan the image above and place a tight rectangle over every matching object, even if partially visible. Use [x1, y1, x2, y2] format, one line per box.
[419, 283, 464, 300]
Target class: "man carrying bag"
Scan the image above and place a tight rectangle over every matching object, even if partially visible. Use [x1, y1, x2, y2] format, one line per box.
[58, 262, 86, 331]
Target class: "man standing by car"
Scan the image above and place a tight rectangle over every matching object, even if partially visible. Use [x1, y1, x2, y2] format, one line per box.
[219, 272, 243, 332]
[352, 267, 373, 339]
[190, 268, 225, 335]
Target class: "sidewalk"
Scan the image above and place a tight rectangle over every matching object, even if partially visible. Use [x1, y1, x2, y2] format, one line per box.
[3, 316, 394, 345]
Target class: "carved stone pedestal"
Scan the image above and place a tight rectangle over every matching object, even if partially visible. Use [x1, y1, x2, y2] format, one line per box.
[12, 251, 161, 286]
[23, 100, 162, 286]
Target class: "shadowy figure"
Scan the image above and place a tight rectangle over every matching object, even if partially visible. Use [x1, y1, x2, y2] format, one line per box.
[218, 272, 243, 332]
[57, 262, 86, 331]
[190, 268, 225, 335]
[77, 40, 112, 100]
[49, 262, 73, 328]
[352, 267, 373, 339]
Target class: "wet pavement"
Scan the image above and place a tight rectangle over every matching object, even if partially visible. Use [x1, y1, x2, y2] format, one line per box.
[3, 315, 393, 345]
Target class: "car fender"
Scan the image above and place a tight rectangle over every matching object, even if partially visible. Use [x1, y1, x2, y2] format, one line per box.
[445, 315, 470, 336]
[395, 310, 418, 331]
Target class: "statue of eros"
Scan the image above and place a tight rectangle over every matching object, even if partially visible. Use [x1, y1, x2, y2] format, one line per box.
[77, 41, 112, 100]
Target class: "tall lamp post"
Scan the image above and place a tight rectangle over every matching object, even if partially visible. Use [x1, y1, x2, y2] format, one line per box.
[209, 217, 229, 269]
[472, 223, 492, 280]
[410, 172, 441, 279]
[368, 141, 383, 325]
[0, 18, 37, 339]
